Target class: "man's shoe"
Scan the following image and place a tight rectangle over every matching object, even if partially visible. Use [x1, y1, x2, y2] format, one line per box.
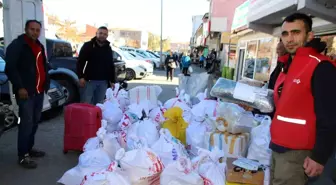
[18, 154, 37, 169]
[29, 148, 46, 158]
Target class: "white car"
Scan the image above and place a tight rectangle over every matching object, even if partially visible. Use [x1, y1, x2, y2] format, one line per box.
[134, 49, 162, 69]
[123, 51, 153, 76]
[120, 46, 162, 69]
[112, 47, 147, 80]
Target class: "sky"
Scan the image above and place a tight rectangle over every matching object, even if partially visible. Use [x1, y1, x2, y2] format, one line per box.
[44, 0, 209, 42]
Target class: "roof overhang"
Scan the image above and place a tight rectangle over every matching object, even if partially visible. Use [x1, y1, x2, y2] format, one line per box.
[247, 0, 336, 34]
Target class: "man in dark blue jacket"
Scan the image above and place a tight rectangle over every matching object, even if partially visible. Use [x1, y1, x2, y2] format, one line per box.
[5, 20, 50, 169]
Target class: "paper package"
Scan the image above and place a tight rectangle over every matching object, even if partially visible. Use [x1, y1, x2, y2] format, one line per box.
[204, 131, 250, 158]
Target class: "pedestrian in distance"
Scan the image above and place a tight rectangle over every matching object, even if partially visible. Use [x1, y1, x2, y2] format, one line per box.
[77, 26, 115, 105]
[181, 52, 191, 76]
[269, 13, 336, 185]
[5, 20, 50, 169]
[165, 50, 178, 81]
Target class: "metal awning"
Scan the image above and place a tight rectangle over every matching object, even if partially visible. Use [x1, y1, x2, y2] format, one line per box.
[247, 0, 336, 34]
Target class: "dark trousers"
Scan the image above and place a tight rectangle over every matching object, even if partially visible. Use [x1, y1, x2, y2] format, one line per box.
[17, 93, 44, 157]
[182, 67, 188, 75]
[166, 67, 174, 80]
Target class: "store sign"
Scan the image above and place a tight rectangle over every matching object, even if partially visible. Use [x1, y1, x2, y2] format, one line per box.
[231, 0, 250, 31]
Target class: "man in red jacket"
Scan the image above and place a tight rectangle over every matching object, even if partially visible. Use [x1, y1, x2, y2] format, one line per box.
[5, 20, 50, 169]
[270, 13, 336, 185]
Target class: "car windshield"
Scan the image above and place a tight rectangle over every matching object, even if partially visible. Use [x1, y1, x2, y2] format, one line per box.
[0, 57, 5, 72]
[148, 52, 159, 58]
[136, 52, 147, 58]
[132, 52, 145, 58]
[122, 50, 136, 60]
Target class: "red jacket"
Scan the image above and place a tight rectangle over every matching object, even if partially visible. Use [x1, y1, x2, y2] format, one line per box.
[24, 35, 46, 93]
[271, 47, 334, 150]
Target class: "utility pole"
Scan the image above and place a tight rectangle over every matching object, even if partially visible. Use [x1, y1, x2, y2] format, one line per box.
[160, 0, 163, 63]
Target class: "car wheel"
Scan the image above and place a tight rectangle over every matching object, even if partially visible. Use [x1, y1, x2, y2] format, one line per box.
[3, 111, 18, 130]
[56, 79, 78, 104]
[125, 69, 136, 81]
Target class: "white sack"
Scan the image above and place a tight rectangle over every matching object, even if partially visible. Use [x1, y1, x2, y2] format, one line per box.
[247, 116, 272, 166]
[58, 149, 111, 185]
[160, 157, 203, 185]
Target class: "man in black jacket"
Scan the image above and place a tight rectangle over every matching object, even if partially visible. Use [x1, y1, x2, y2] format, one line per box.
[77, 26, 115, 105]
[5, 20, 50, 169]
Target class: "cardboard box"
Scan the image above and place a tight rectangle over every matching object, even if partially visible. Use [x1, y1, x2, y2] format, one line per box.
[226, 158, 264, 185]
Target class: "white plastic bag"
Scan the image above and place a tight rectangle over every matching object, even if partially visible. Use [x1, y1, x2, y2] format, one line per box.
[129, 85, 162, 106]
[191, 99, 218, 122]
[126, 118, 159, 150]
[149, 106, 166, 125]
[186, 118, 216, 157]
[83, 137, 100, 152]
[160, 157, 203, 185]
[216, 102, 255, 134]
[151, 129, 189, 166]
[80, 161, 131, 185]
[116, 137, 164, 185]
[247, 116, 272, 165]
[164, 89, 192, 110]
[192, 147, 226, 185]
[188, 66, 193, 73]
[58, 149, 112, 185]
[103, 133, 121, 160]
[178, 72, 210, 97]
[83, 121, 121, 160]
[97, 100, 123, 132]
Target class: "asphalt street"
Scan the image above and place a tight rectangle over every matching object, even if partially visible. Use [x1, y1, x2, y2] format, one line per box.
[0, 66, 334, 185]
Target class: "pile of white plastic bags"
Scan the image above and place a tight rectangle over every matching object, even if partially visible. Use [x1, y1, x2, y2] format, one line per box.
[58, 83, 272, 185]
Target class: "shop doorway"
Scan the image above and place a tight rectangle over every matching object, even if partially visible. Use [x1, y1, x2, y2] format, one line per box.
[236, 49, 245, 80]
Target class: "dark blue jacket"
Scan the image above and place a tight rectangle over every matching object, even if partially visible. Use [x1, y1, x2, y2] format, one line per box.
[5, 34, 50, 95]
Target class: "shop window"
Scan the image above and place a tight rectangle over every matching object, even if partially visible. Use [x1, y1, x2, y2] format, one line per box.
[255, 38, 273, 81]
[243, 40, 257, 79]
[318, 34, 336, 60]
[242, 38, 274, 81]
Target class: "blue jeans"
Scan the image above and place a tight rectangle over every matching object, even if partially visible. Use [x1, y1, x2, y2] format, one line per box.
[81, 80, 108, 105]
[17, 93, 44, 157]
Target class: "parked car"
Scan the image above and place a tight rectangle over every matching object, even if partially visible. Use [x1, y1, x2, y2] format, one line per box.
[146, 50, 160, 58]
[112, 46, 150, 80]
[120, 46, 161, 69]
[0, 56, 67, 135]
[135, 49, 162, 69]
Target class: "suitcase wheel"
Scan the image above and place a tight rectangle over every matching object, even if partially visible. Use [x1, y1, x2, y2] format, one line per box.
[63, 150, 68, 154]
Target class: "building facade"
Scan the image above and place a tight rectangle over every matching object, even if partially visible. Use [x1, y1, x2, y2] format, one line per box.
[110, 28, 148, 50]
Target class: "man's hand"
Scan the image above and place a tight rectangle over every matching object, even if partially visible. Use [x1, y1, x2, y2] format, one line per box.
[79, 78, 86, 88]
[18, 88, 28, 100]
[303, 157, 324, 177]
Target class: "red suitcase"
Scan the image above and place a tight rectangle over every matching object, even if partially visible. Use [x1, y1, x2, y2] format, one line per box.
[63, 103, 102, 153]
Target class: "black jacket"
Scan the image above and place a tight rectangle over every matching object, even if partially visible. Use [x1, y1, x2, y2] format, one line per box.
[4, 34, 50, 96]
[77, 37, 115, 83]
[165, 55, 177, 67]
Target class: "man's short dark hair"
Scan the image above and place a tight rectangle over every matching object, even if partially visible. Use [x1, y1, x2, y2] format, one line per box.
[98, 26, 108, 31]
[282, 13, 313, 32]
[25, 20, 42, 29]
